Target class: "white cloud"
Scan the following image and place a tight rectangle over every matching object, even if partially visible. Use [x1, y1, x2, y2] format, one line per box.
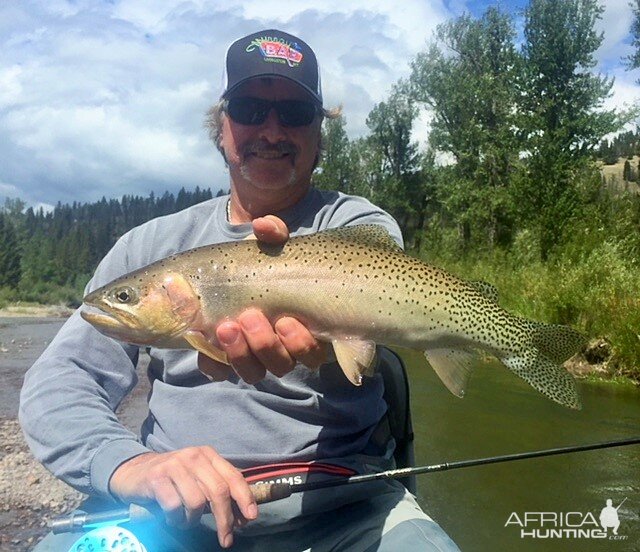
[31, 202, 55, 214]
[0, 0, 638, 210]
[0, 181, 21, 197]
[607, 70, 640, 108]
[0, 180, 54, 214]
[597, 0, 634, 66]
[0, 65, 23, 108]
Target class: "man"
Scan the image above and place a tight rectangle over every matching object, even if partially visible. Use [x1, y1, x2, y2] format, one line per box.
[20, 29, 459, 551]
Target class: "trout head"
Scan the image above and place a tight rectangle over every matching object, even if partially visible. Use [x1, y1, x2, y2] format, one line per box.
[81, 271, 200, 346]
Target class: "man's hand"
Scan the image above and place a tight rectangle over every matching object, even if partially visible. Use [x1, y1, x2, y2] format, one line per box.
[109, 448, 257, 548]
[198, 215, 327, 383]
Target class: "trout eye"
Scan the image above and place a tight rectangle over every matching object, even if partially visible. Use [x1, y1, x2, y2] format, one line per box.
[113, 286, 138, 304]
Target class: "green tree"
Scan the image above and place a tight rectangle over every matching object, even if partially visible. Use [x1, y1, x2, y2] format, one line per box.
[627, 0, 640, 80]
[3, 197, 26, 221]
[518, 0, 620, 259]
[346, 136, 385, 201]
[314, 114, 353, 193]
[366, 85, 419, 180]
[19, 229, 56, 290]
[624, 159, 632, 181]
[0, 214, 21, 288]
[409, 7, 521, 248]
[365, 84, 424, 242]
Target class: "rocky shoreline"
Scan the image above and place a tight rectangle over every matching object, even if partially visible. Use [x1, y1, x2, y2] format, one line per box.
[0, 419, 85, 551]
[0, 392, 149, 552]
[0, 313, 150, 551]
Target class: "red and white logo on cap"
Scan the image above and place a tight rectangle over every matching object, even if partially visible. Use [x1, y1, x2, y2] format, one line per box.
[246, 36, 303, 67]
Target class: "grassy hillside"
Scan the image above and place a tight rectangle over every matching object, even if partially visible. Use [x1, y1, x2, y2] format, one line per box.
[600, 156, 640, 194]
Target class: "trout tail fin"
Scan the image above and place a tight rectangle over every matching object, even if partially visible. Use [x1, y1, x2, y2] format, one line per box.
[500, 320, 585, 410]
[529, 320, 586, 364]
[501, 350, 582, 409]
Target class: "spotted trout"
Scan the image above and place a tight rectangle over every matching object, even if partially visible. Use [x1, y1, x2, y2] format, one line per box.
[81, 225, 584, 409]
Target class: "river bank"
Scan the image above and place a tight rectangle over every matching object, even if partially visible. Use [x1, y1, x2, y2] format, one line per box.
[0, 303, 74, 319]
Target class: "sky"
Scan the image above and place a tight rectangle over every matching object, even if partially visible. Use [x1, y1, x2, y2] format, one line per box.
[1, 0, 638, 212]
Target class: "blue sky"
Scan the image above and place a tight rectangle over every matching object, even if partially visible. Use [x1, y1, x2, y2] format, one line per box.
[1, 0, 638, 211]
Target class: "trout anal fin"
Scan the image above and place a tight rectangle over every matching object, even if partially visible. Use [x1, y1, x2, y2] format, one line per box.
[424, 349, 476, 398]
[332, 339, 377, 385]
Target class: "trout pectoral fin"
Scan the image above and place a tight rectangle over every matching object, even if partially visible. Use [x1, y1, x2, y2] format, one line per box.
[332, 339, 377, 386]
[184, 331, 229, 365]
[424, 349, 476, 398]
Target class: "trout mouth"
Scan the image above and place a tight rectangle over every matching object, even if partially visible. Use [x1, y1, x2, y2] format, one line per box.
[81, 307, 127, 330]
[80, 304, 152, 344]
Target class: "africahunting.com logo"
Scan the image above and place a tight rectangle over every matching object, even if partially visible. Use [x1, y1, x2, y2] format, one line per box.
[505, 497, 629, 541]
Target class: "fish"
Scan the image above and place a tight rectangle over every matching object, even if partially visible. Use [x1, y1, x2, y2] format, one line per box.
[81, 225, 585, 409]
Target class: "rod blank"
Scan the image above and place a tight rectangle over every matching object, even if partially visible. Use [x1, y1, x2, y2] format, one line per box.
[48, 436, 640, 533]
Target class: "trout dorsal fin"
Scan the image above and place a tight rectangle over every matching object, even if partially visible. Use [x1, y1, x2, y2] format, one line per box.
[468, 280, 499, 303]
[321, 225, 402, 252]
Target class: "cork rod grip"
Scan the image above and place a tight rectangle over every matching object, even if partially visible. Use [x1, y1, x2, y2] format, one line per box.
[250, 482, 293, 504]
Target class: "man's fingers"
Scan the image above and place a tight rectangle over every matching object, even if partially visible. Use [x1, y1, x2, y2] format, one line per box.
[215, 311, 324, 381]
[216, 320, 267, 383]
[237, 310, 295, 377]
[251, 215, 289, 244]
[108, 447, 257, 549]
[149, 474, 188, 527]
[148, 462, 206, 528]
[275, 317, 327, 369]
[202, 448, 258, 523]
[197, 448, 257, 548]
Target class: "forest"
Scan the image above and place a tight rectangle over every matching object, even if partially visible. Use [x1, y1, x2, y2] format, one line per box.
[1, 0, 639, 379]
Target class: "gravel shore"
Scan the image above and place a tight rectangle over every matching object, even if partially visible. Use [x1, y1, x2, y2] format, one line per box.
[0, 418, 85, 550]
[0, 314, 149, 552]
[1, 403, 148, 551]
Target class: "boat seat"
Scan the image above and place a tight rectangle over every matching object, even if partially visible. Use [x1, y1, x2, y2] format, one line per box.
[378, 347, 417, 494]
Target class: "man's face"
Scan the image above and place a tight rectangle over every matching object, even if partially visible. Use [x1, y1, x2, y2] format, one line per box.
[220, 78, 322, 193]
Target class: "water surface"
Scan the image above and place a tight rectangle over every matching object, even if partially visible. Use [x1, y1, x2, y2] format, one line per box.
[403, 349, 640, 552]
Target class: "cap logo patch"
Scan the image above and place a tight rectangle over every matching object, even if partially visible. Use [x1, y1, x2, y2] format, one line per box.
[246, 36, 303, 67]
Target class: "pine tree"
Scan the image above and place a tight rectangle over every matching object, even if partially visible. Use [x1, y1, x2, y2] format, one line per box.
[0, 214, 21, 288]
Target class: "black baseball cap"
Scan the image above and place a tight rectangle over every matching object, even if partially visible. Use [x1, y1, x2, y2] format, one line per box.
[222, 29, 322, 105]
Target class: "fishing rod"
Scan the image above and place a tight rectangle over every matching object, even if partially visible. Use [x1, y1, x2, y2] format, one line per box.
[50, 436, 640, 533]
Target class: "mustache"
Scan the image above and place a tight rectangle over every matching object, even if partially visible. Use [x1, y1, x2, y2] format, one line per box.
[243, 140, 298, 156]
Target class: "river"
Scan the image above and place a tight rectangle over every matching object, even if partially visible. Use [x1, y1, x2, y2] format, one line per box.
[2, 317, 638, 551]
[404, 348, 640, 551]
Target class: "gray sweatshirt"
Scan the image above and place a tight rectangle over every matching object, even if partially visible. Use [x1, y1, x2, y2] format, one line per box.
[19, 189, 403, 499]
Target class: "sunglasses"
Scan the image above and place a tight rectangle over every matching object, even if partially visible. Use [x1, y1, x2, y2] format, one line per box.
[225, 97, 320, 127]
